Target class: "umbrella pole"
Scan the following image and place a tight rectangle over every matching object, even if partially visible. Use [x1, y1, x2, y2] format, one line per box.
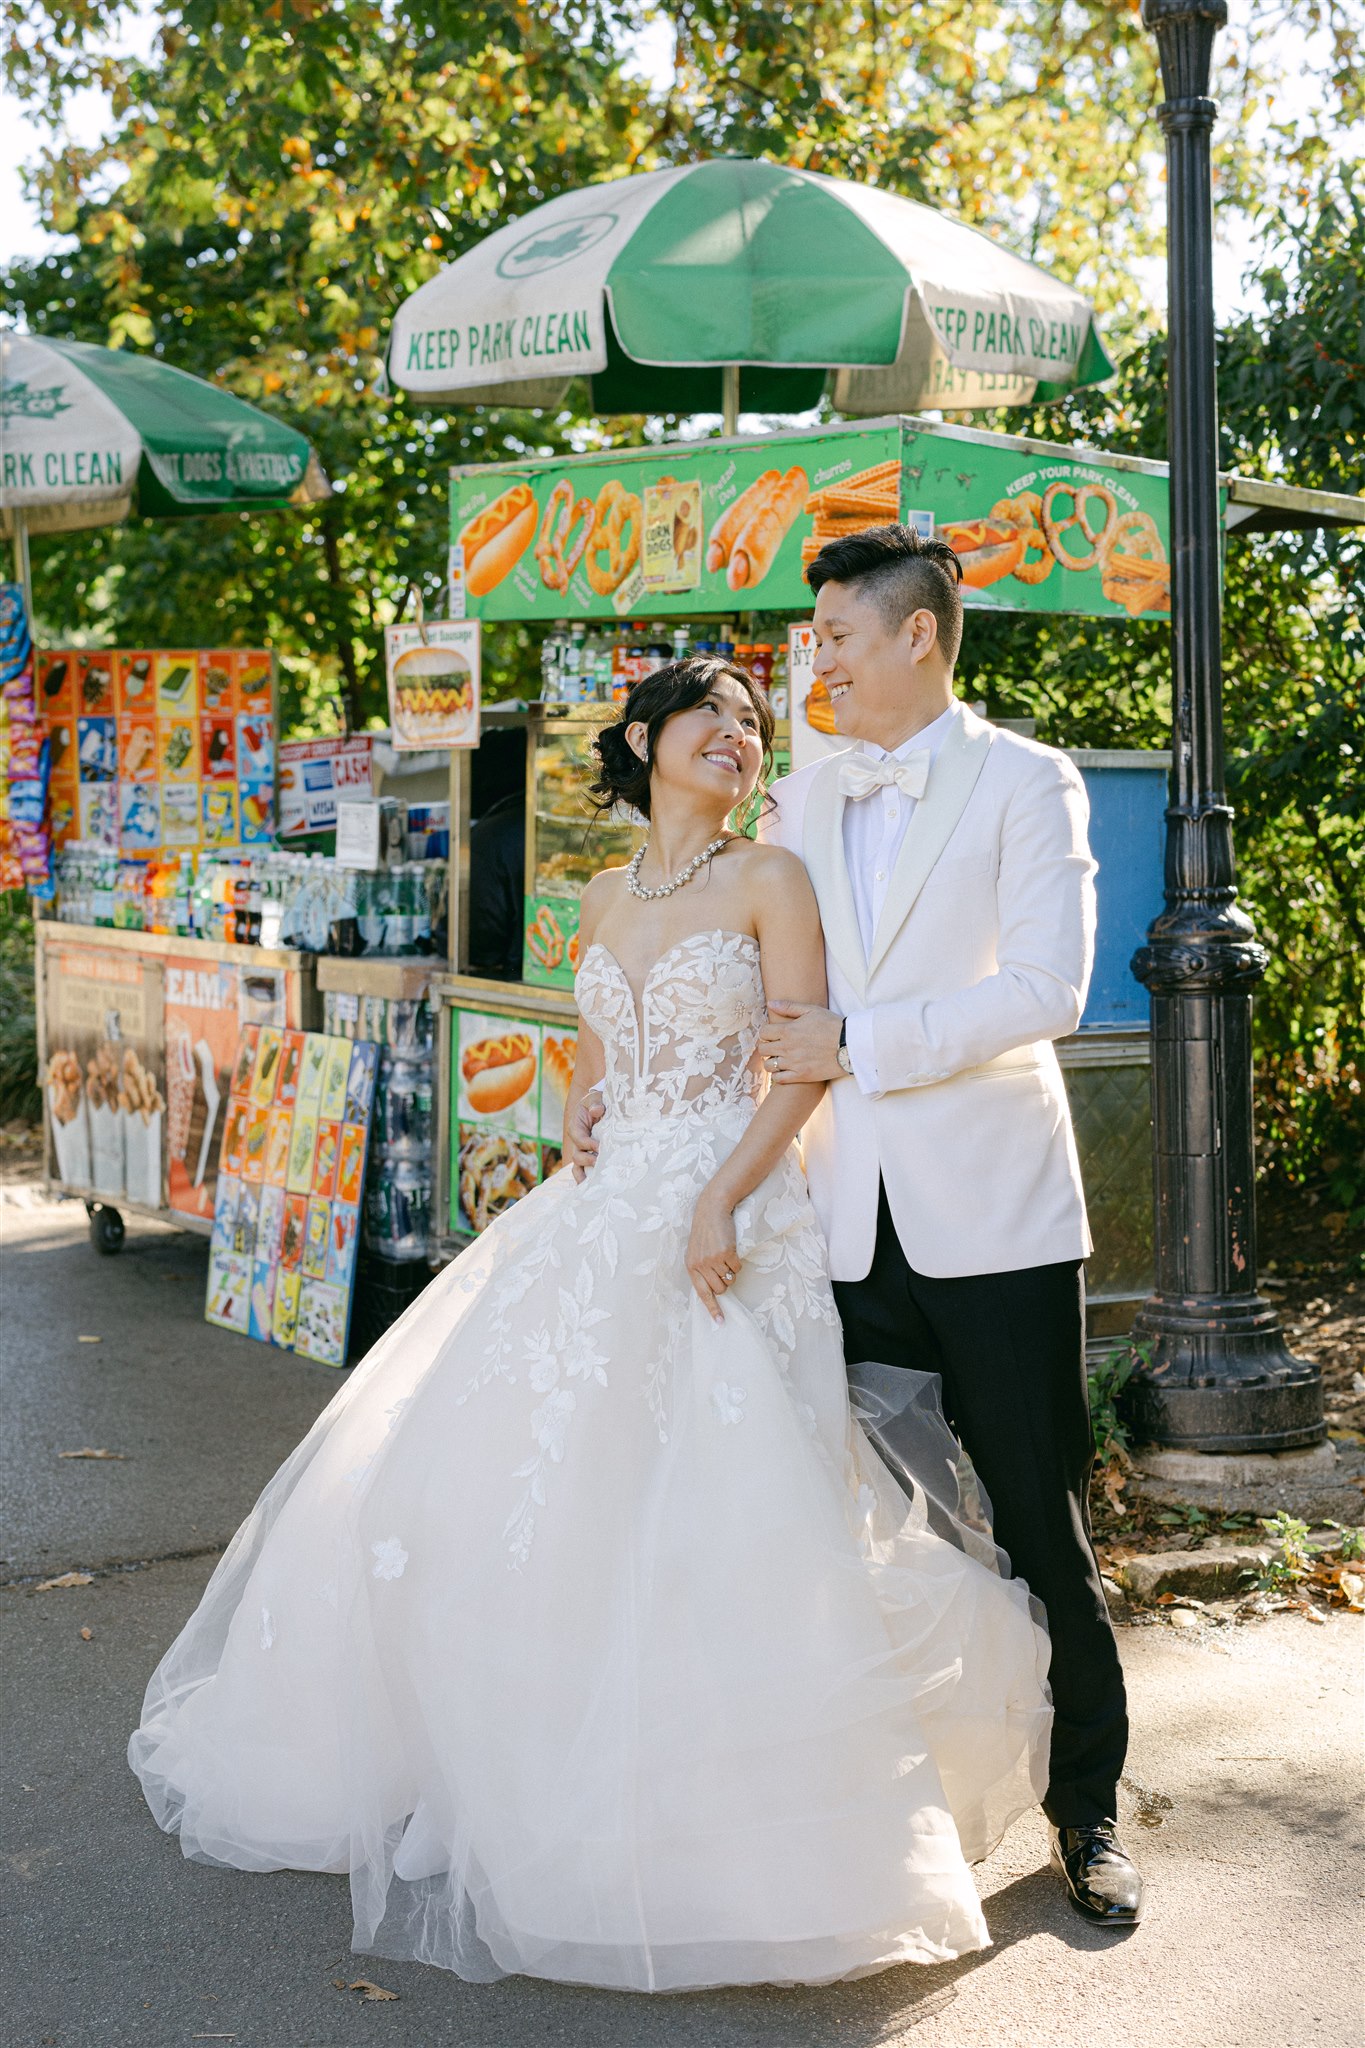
[722, 364, 740, 438]
[11, 509, 34, 623]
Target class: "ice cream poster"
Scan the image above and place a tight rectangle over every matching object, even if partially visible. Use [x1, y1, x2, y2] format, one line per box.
[163, 956, 239, 1223]
[205, 1026, 376, 1368]
[43, 943, 165, 1207]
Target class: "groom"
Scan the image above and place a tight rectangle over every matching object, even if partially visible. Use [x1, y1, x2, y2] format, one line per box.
[756, 524, 1140, 1924]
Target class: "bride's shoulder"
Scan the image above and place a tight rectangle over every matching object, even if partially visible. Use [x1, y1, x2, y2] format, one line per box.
[721, 837, 815, 904]
[579, 864, 627, 945]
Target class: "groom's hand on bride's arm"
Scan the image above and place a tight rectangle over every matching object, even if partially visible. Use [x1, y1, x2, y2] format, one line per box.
[759, 1002, 845, 1084]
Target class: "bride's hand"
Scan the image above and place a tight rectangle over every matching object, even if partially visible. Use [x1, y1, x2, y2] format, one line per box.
[686, 1189, 740, 1325]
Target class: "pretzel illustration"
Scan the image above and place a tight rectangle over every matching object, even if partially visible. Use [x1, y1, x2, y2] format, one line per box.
[584, 481, 642, 596]
[992, 493, 1053, 585]
[525, 903, 566, 973]
[1042, 482, 1117, 571]
[534, 479, 595, 593]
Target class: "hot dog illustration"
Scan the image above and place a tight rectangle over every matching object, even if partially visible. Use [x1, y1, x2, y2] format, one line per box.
[457, 483, 538, 596]
[461, 1031, 538, 1116]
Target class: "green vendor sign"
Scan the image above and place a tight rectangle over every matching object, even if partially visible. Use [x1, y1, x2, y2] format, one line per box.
[449, 417, 1189, 625]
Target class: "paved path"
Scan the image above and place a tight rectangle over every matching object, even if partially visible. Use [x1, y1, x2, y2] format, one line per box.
[4, 1193, 1362, 2048]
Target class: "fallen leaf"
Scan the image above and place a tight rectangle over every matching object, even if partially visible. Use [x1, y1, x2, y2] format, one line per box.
[58, 1448, 128, 1460]
[79, 1626, 93, 1641]
[77, 1335, 102, 1344]
[1303, 1606, 1326, 1624]
[349, 1979, 398, 2002]
[1338, 1571, 1365, 1610]
[35, 1571, 94, 1589]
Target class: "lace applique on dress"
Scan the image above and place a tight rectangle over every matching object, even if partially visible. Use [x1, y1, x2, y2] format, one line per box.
[454, 930, 837, 1562]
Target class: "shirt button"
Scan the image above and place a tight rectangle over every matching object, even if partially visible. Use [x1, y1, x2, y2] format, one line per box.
[875, 870, 886, 881]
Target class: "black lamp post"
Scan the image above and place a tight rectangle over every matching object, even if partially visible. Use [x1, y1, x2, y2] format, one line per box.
[1128, 0, 1324, 1451]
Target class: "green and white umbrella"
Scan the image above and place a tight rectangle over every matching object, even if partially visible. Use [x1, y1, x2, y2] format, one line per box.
[1, 331, 329, 539]
[389, 157, 1113, 424]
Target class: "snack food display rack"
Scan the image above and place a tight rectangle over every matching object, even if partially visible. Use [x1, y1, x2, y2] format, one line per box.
[36, 920, 318, 1252]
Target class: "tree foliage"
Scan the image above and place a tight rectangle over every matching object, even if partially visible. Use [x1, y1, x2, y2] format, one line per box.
[2, 3, 1360, 1216]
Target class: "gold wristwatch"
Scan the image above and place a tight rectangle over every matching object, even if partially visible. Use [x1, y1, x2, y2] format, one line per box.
[836, 1019, 854, 1077]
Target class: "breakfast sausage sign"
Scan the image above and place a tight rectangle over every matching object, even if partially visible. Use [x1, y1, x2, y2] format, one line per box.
[384, 620, 481, 751]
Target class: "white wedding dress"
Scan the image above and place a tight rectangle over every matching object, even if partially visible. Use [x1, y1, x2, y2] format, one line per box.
[130, 929, 1051, 1991]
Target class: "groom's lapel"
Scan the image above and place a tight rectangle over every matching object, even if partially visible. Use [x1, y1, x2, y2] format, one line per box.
[867, 709, 993, 979]
[801, 752, 868, 1002]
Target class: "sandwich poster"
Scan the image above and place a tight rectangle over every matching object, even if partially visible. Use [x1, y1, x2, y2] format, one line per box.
[205, 1024, 378, 1368]
[384, 619, 481, 752]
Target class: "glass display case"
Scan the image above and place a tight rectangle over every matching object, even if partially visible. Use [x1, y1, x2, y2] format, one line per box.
[522, 708, 638, 989]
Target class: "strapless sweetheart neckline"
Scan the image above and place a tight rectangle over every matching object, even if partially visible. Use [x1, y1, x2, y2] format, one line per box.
[580, 928, 761, 1005]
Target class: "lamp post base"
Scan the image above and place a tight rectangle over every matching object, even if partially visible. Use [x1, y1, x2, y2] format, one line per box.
[1127, 1293, 1324, 1452]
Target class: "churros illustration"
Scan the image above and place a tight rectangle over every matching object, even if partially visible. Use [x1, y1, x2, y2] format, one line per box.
[804, 678, 838, 736]
[800, 459, 901, 567]
[1099, 510, 1170, 616]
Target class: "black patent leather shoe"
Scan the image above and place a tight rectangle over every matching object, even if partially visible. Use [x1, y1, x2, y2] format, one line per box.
[1050, 1824, 1144, 1924]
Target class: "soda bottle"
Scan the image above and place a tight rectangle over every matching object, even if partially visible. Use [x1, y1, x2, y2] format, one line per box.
[540, 622, 566, 702]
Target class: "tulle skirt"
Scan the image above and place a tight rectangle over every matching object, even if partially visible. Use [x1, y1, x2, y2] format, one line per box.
[130, 1114, 1050, 1990]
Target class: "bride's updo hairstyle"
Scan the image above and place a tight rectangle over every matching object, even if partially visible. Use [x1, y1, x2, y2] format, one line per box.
[588, 656, 775, 822]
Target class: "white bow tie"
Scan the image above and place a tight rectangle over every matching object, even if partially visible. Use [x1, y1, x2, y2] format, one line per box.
[837, 751, 931, 803]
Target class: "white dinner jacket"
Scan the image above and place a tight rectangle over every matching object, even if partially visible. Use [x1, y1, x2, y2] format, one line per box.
[764, 704, 1096, 1281]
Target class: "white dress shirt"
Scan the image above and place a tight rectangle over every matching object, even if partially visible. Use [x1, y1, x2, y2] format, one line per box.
[842, 701, 961, 1095]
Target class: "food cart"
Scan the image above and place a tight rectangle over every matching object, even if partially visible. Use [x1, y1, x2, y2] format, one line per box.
[430, 412, 1360, 1349]
[432, 416, 1193, 1327]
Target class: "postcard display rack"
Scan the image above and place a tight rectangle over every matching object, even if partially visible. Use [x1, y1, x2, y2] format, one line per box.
[315, 954, 440, 1350]
[205, 1023, 377, 1367]
[428, 414, 1253, 1344]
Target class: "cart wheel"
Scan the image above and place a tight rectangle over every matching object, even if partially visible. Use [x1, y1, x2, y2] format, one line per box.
[88, 1204, 126, 1255]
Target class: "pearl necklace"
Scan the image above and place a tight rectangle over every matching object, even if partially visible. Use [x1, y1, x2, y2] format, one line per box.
[626, 832, 732, 901]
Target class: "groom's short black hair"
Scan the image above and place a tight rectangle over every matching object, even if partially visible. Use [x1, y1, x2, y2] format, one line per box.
[807, 524, 965, 666]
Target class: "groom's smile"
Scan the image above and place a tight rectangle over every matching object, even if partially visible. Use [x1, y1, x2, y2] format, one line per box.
[811, 571, 960, 755]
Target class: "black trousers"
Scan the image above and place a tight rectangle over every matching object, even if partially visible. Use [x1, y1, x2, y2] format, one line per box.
[832, 1184, 1128, 1829]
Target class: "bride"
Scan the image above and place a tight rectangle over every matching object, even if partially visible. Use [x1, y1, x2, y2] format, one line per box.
[130, 656, 1052, 1993]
